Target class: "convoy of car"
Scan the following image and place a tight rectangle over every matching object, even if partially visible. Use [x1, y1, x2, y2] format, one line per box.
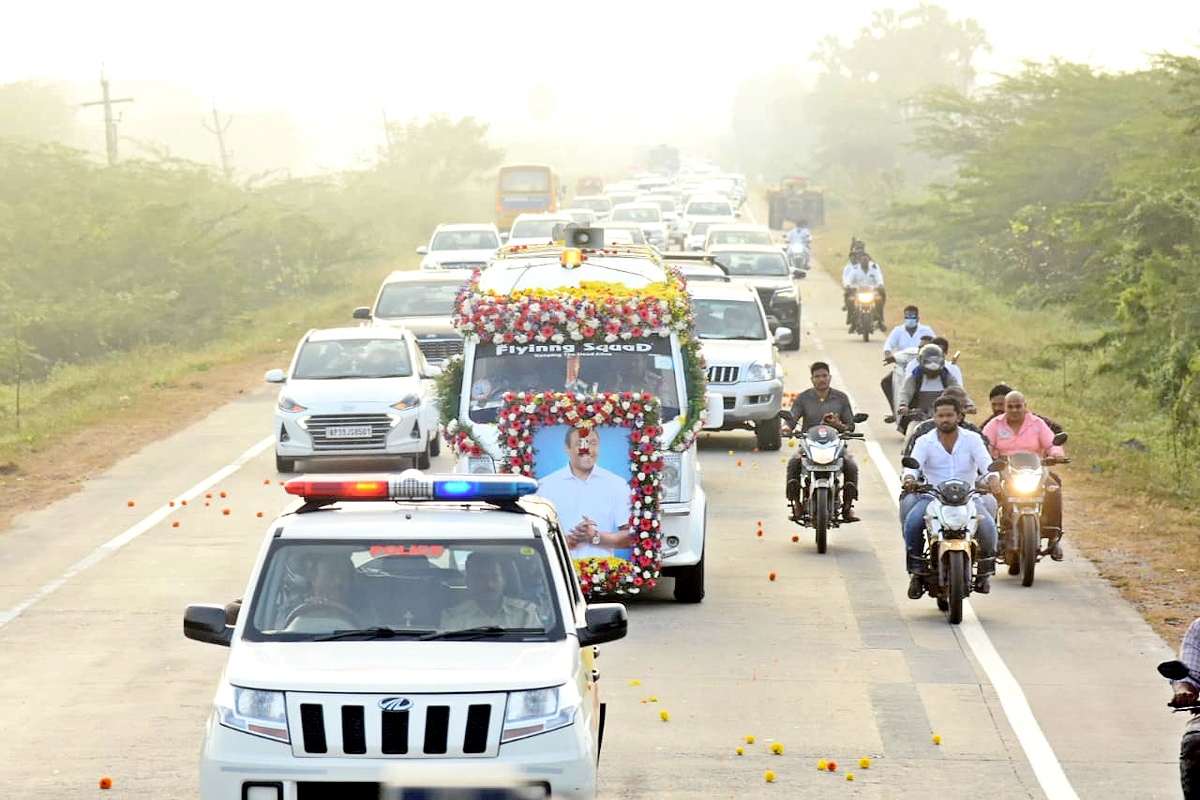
[214, 160, 802, 799]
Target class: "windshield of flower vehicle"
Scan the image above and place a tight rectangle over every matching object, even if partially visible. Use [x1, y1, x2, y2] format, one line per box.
[686, 201, 733, 217]
[712, 251, 790, 277]
[430, 229, 500, 251]
[467, 340, 680, 424]
[510, 218, 567, 240]
[693, 299, 767, 340]
[244, 540, 564, 642]
[375, 282, 465, 319]
[709, 229, 772, 246]
[612, 207, 661, 224]
[292, 338, 414, 380]
[575, 197, 612, 213]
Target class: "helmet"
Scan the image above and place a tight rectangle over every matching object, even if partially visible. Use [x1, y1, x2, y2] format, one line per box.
[918, 344, 945, 376]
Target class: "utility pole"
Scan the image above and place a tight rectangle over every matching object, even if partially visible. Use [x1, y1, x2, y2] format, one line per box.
[81, 65, 133, 166]
[202, 96, 234, 181]
[381, 107, 395, 159]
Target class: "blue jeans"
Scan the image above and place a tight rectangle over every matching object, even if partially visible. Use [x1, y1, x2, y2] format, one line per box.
[903, 495, 997, 571]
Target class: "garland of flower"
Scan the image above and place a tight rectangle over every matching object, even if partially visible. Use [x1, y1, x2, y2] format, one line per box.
[496, 390, 663, 597]
[434, 355, 490, 457]
[450, 262, 708, 451]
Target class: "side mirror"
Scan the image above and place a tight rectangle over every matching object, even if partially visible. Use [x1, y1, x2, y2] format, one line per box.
[183, 603, 234, 646]
[353, 306, 371, 320]
[791, 268, 807, 279]
[703, 391, 725, 430]
[900, 456, 920, 470]
[264, 368, 286, 384]
[416, 245, 429, 255]
[1159, 660, 1192, 681]
[853, 412, 869, 423]
[774, 327, 794, 346]
[988, 458, 1006, 472]
[1052, 432, 1068, 446]
[423, 363, 443, 378]
[499, 232, 510, 243]
[578, 603, 627, 647]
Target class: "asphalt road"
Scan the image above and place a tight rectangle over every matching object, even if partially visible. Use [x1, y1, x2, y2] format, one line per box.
[0, 258, 1186, 799]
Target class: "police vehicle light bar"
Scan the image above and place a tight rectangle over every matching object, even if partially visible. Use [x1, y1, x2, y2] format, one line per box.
[284, 470, 539, 502]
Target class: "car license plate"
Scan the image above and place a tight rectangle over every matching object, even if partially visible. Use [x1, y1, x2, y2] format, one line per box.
[326, 425, 372, 439]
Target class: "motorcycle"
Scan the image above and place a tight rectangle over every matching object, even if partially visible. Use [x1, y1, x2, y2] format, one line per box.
[1158, 659, 1200, 797]
[988, 432, 1069, 586]
[784, 411, 868, 554]
[851, 289, 878, 342]
[900, 458, 987, 625]
[787, 240, 810, 270]
[882, 346, 919, 426]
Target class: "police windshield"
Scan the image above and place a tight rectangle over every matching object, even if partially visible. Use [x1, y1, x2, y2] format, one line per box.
[244, 540, 564, 642]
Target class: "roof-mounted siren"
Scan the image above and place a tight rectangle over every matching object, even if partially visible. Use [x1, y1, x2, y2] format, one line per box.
[551, 223, 604, 249]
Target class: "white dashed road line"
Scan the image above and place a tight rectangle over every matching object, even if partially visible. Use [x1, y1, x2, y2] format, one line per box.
[0, 435, 274, 629]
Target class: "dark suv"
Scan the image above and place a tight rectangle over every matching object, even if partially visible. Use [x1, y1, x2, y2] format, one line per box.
[353, 270, 472, 366]
[708, 245, 804, 351]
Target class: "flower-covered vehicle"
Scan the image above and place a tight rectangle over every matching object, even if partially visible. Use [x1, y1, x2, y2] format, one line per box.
[438, 242, 723, 602]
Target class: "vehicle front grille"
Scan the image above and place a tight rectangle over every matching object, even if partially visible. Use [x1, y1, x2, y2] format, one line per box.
[416, 339, 464, 362]
[288, 692, 506, 759]
[306, 414, 392, 450]
[707, 365, 740, 384]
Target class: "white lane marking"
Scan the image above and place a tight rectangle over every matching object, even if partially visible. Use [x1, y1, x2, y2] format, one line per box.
[805, 318, 1080, 800]
[0, 435, 274, 629]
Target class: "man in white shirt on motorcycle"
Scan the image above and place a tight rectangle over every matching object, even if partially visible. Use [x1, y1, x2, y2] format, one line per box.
[902, 395, 1001, 599]
[785, 220, 812, 268]
[881, 305, 936, 418]
[842, 251, 886, 331]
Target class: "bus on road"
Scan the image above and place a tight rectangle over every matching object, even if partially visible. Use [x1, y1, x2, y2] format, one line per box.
[495, 164, 562, 232]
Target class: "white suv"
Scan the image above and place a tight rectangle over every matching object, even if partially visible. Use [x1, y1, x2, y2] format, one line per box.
[265, 327, 442, 473]
[689, 282, 790, 450]
[184, 472, 627, 800]
[418, 223, 502, 270]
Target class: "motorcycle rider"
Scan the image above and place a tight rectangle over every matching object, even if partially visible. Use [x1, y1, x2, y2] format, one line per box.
[931, 336, 963, 384]
[1168, 616, 1200, 798]
[784, 361, 860, 523]
[899, 387, 995, 524]
[881, 305, 937, 421]
[785, 219, 812, 267]
[985, 383, 1065, 434]
[902, 395, 1001, 598]
[981, 390, 1067, 560]
[842, 252, 886, 331]
[896, 344, 971, 433]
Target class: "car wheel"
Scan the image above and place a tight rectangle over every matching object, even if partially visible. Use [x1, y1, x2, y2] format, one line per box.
[673, 550, 705, 603]
[415, 441, 432, 470]
[756, 416, 782, 451]
[275, 454, 296, 473]
[780, 321, 801, 351]
[429, 430, 441, 457]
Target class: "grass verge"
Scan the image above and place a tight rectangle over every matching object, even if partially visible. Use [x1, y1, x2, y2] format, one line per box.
[817, 210, 1198, 643]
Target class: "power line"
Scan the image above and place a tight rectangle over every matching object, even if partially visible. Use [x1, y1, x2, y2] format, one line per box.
[80, 65, 133, 166]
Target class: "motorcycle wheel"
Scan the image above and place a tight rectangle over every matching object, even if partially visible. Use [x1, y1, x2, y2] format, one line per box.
[1019, 515, 1039, 587]
[813, 489, 829, 554]
[945, 550, 967, 625]
[859, 312, 871, 342]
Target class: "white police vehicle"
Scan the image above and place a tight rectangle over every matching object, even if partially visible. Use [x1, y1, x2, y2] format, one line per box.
[184, 472, 626, 800]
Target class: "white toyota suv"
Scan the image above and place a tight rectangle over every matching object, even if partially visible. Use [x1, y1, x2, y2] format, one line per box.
[184, 471, 627, 800]
[689, 282, 790, 450]
[266, 327, 442, 473]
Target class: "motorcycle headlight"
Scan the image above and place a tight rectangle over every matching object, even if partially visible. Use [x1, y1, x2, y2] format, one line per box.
[661, 452, 683, 502]
[856, 291, 875, 303]
[502, 684, 578, 742]
[1010, 470, 1043, 495]
[939, 504, 971, 530]
[809, 444, 838, 465]
[745, 361, 774, 381]
[216, 684, 289, 744]
[391, 393, 421, 411]
[278, 395, 306, 413]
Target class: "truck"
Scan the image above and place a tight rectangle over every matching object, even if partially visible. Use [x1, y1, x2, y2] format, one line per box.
[436, 238, 723, 603]
[766, 175, 826, 230]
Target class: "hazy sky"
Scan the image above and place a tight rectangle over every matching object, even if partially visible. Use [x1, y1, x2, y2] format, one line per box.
[3, 1, 1198, 168]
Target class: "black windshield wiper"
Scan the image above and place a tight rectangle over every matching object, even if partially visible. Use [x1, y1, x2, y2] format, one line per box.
[315, 627, 434, 641]
[419, 626, 544, 641]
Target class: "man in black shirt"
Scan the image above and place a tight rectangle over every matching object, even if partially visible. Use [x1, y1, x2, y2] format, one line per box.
[784, 361, 860, 522]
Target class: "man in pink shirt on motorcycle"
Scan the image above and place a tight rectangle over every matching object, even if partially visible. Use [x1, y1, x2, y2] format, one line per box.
[982, 390, 1067, 560]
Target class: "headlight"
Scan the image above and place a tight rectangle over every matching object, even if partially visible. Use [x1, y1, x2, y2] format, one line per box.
[391, 393, 421, 411]
[939, 504, 971, 530]
[468, 456, 496, 473]
[1010, 470, 1043, 495]
[808, 444, 838, 465]
[856, 291, 875, 303]
[772, 287, 797, 301]
[216, 684, 289, 744]
[503, 684, 578, 742]
[745, 362, 774, 381]
[661, 452, 683, 502]
[278, 395, 306, 413]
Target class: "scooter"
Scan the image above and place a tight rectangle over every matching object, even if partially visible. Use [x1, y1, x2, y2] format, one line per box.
[1158, 659, 1200, 797]
[883, 346, 920, 425]
[989, 432, 1070, 586]
[900, 458, 988, 625]
[784, 412, 868, 554]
